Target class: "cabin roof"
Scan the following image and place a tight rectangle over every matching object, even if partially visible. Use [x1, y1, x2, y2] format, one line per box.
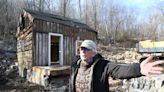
[24, 9, 97, 33]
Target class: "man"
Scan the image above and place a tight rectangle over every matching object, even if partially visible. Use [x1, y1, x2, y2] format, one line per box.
[69, 40, 164, 92]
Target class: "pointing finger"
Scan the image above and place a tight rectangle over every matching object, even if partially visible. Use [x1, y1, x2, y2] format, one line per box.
[152, 60, 164, 66]
[151, 67, 163, 71]
[149, 71, 163, 75]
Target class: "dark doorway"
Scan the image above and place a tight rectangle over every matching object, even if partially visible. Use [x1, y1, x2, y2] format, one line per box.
[51, 36, 59, 65]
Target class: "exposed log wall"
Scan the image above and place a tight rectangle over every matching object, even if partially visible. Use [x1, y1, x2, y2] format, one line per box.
[17, 25, 33, 77]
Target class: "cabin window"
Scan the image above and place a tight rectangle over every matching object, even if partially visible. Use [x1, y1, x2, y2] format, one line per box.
[19, 15, 29, 30]
[24, 17, 29, 28]
[19, 15, 24, 30]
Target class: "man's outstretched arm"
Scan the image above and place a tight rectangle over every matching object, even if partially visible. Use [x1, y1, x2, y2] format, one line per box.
[106, 55, 164, 79]
[140, 55, 164, 75]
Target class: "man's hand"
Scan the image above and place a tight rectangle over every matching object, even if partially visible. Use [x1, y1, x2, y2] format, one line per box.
[140, 55, 164, 76]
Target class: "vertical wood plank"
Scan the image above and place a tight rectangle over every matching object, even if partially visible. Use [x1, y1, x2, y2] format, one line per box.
[64, 36, 66, 65]
[36, 33, 39, 66]
[57, 24, 59, 33]
[33, 31, 36, 66]
[45, 33, 48, 65]
[38, 33, 42, 65]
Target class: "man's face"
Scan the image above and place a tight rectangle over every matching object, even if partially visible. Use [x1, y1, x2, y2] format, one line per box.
[80, 47, 94, 62]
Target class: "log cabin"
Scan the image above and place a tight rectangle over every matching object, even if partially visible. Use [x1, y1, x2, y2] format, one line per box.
[16, 9, 97, 86]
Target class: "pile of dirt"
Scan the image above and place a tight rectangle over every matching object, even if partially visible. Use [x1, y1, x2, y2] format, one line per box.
[0, 59, 45, 92]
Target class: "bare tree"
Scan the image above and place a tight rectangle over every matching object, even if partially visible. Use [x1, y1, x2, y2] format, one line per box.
[78, 0, 82, 19]
[0, 0, 163, 49]
[57, 0, 71, 17]
[91, 0, 100, 30]
[0, 0, 17, 50]
[85, 0, 88, 24]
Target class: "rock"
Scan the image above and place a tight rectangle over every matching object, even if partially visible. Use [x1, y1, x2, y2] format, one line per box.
[127, 74, 164, 92]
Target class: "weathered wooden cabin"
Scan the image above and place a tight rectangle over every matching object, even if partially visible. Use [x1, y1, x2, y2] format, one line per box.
[16, 9, 97, 86]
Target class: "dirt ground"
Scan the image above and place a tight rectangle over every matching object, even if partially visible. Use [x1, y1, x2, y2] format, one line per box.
[0, 57, 70, 92]
[0, 58, 46, 92]
[0, 76, 45, 92]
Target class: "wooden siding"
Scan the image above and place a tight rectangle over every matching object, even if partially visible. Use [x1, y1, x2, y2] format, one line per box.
[63, 36, 75, 65]
[33, 19, 97, 38]
[34, 32, 49, 66]
[33, 31, 76, 65]
[33, 19, 97, 65]
[18, 18, 97, 69]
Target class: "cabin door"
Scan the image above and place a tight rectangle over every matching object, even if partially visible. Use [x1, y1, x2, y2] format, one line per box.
[48, 33, 63, 66]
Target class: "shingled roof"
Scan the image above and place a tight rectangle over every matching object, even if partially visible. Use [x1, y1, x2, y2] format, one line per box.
[24, 9, 96, 33]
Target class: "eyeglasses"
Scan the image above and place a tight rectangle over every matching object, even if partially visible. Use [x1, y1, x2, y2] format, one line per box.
[80, 47, 91, 51]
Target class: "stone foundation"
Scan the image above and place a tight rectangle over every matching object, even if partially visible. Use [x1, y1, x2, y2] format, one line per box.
[108, 74, 164, 92]
[127, 74, 164, 92]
